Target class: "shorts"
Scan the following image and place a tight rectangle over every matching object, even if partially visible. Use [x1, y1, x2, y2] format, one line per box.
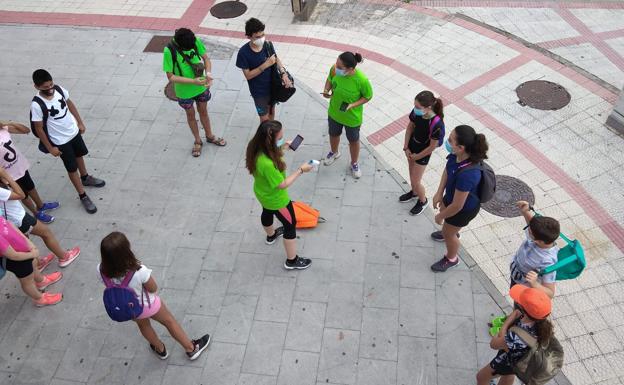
[407, 142, 431, 166]
[490, 352, 514, 376]
[253, 94, 276, 116]
[328, 116, 360, 143]
[16, 170, 35, 193]
[1, 257, 35, 279]
[18, 212, 37, 234]
[178, 88, 211, 109]
[261, 201, 297, 240]
[444, 205, 480, 228]
[57, 134, 89, 173]
[136, 295, 162, 319]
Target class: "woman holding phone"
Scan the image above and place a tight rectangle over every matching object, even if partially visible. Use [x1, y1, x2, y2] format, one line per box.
[322, 52, 373, 179]
[245, 120, 312, 270]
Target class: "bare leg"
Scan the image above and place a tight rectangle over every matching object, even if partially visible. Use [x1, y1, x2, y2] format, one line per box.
[68, 170, 85, 195]
[329, 135, 340, 153]
[196, 101, 213, 139]
[19, 273, 43, 300]
[184, 105, 202, 144]
[27, 188, 45, 209]
[135, 318, 165, 352]
[442, 222, 462, 260]
[268, 105, 275, 121]
[75, 157, 88, 177]
[476, 365, 497, 385]
[283, 238, 297, 260]
[348, 140, 359, 164]
[151, 301, 195, 352]
[409, 163, 428, 203]
[259, 113, 270, 123]
[497, 375, 515, 385]
[22, 196, 38, 214]
[30, 221, 66, 259]
[263, 225, 275, 237]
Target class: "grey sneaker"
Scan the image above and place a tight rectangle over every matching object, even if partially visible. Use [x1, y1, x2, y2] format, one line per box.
[430, 230, 460, 242]
[80, 194, 97, 214]
[82, 175, 105, 188]
[323, 151, 341, 166]
[430, 256, 460, 272]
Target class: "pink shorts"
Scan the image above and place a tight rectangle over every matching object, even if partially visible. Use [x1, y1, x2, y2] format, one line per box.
[136, 295, 161, 320]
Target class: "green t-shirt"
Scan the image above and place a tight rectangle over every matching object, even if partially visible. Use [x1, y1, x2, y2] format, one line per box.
[163, 37, 207, 99]
[327, 66, 373, 127]
[253, 153, 290, 210]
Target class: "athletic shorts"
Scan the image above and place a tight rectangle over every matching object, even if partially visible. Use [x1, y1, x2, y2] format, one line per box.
[57, 134, 89, 173]
[1, 257, 35, 279]
[444, 205, 480, 228]
[18, 212, 37, 234]
[16, 170, 35, 193]
[328, 116, 360, 143]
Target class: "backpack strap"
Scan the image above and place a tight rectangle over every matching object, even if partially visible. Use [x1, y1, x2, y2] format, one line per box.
[167, 42, 181, 76]
[53, 84, 65, 99]
[453, 162, 481, 201]
[120, 270, 135, 287]
[510, 326, 538, 349]
[32, 96, 49, 124]
[428, 115, 441, 140]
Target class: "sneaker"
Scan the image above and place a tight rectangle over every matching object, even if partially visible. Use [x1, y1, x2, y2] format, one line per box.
[323, 151, 341, 166]
[34, 292, 63, 307]
[37, 253, 55, 271]
[430, 230, 460, 242]
[430, 256, 460, 272]
[80, 194, 97, 214]
[265, 226, 284, 245]
[35, 210, 55, 224]
[150, 343, 169, 360]
[58, 247, 81, 268]
[187, 334, 211, 360]
[39, 201, 60, 211]
[284, 255, 312, 270]
[351, 162, 362, 179]
[35, 271, 63, 290]
[82, 175, 106, 188]
[409, 198, 429, 216]
[399, 191, 415, 203]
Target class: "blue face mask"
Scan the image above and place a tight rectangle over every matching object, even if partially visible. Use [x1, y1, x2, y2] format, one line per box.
[335, 68, 346, 77]
[276, 137, 285, 147]
[412, 108, 424, 117]
[444, 139, 453, 154]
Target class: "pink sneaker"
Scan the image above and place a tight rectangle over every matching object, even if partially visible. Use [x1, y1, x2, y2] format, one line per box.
[35, 271, 63, 290]
[37, 253, 55, 271]
[58, 247, 81, 268]
[33, 292, 63, 307]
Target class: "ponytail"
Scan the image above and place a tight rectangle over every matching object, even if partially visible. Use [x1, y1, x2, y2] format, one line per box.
[433, 98, 444, 119]
[415, 91, 444, 119]
[339, 52, 363, 69]
[535, 318, 554, 346]
[455, 125, 488, 163]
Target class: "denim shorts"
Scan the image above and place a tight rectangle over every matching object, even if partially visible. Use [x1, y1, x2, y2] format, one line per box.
[178, 88, 211, 109]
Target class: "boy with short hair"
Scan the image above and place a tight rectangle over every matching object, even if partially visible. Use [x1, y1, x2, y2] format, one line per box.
[30, 69, 105, 214]
[510, 201, 559, 298]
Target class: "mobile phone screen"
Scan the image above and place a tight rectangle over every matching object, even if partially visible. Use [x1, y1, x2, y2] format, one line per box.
[340, 102, 348, 112]
[289, 135, 304, 151]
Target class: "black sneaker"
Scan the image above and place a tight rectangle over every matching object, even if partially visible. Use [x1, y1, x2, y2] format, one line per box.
[266, 226, 284, 245]
[80, 194, 97, 214]
[186, 334, 210, 361]
[430, 231, 460, 242]
[430, 256, 460, 272]
[81, 175, 105, 188]
[409, 198, 429, 216]
[399, 191, 415, 203]
[150, 343, 169, 360]
[284, 256, 312, 270]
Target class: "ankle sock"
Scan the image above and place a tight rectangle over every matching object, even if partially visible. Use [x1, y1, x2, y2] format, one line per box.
[80, 174, 88, 181]
[79, 192, 87, 199]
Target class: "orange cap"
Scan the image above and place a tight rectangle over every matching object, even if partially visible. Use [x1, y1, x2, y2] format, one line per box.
[509, 285, 552, 320]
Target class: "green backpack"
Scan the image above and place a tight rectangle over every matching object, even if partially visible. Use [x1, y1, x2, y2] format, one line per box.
[540, 232, 586, 281]
[510, 326, 564, 385]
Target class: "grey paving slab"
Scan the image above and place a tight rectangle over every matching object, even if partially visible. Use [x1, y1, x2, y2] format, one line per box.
[255, 276, 296, 323]
[276, 350, 319, 385]
[201, 342, 246, 385]
[284, 301, 327, 353]
[397, 335, 437, 385]
[317, 328, 360, 385]
[242, 321, 287, 376]
[363, 263, 400, 309]
[356, 358, 397, 385]
[359, 307, 399, 361]
[399, 288, 437, 339]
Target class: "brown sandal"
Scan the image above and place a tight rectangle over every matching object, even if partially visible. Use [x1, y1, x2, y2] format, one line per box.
[206, 136, 226, 147]
[192, 141, 202, 157]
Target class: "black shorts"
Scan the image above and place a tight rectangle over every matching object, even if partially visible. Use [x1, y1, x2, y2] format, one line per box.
[445, 205, 480, 227]
[1, 257, 35, 279]
[328, 116, 360, 143]
[18, 212, 37, 234]
[408, 141, 431, 166]
[16, 170, 35, 193]
[490, 351, 514, 376]
[253, 94, 276, 117]
[57, 134, 89, 173]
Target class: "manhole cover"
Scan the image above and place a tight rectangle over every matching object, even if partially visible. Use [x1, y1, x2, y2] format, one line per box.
[210, 1, 247, 19]
[516, 80, 571, 110]
[143, 35, 172, 53]
[482, 175, 535, 218]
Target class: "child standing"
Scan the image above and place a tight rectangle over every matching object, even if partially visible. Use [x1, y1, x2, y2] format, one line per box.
[510, 201, 559, 298]
[98, 232, 210, 360]
[0, 120, 60, 223]
[30, 69, 105, 214]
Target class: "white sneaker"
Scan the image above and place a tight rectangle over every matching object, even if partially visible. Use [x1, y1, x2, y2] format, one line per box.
[323, 151, 341, 166]
[351, 162, 362, 179]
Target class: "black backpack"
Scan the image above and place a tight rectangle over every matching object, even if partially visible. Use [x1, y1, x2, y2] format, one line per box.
[30, 85, 66, 154]
[455, 161, 496, 203]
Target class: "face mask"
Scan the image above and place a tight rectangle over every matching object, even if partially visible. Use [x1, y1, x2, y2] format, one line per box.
[444, 139, 453, 154]
[412, 108, 424, 117]
[253, 37, 265, 47]
[335, 68, 346, 77]
[42, 88, 54, 96]
[276, 137, 285, 147]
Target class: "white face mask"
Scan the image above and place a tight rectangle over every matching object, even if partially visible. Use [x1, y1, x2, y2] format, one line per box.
[253, 36, 265, 47]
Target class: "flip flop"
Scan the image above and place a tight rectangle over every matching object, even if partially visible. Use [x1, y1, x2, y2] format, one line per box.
[206, 136, 226, 147]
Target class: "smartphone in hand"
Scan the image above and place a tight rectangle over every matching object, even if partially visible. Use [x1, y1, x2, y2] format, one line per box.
[340, 102, 349, 112]
[289, 134, 304, 151]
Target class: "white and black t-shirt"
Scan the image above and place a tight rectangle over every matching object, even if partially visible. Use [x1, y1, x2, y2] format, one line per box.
[30, 85, 79, 146]
[0, 187, 26, 227]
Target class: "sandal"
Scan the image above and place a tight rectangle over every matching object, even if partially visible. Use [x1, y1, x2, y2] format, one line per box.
[206, 135, 226, 147]
[192, 141, 202, 157]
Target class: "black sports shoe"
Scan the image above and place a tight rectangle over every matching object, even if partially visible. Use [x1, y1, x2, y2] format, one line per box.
[399, 191, 415, 203]
[81, 175, 106, 188]
[430, 256, 460, 272]
[284, 256, 312, 270]
[80, 194, 97, 214]
[409, 198, 429, 216]
[150, 343, 169, 360]
[266, 226, 284, 245]
[187, 334, 210, 361]
[430, 230, 460, 242]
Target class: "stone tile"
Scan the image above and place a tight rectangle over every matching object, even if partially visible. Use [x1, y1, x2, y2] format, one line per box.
[161, 365, 203, 385]
[399, 246, 436, 290]
[0, 319, 42, 372]
[55, 328, 108, 382]
[255, 276, 296, 323]
[435, 269, 474, 317]
[242, 321, 287, 376]
[201, 342, 246, 385]
[437, 315, 477, 370]
[87, 356, 131, 385]
[16, 348, 63, 385]
[337, 206, 370, 243]
[227, 253, 268, 295]
[331, 241, 366, 283]
[399, 288, 436, 339]
[359, 307, 398, 361]
[163, 248, 205, 290]
[363, 263, 400, 309]
[584, 355, 618, 384]
[397, 336, 437, 385]
[325, 282, 363, 330]
[276, 351, 319, 385]
[570, 334, 602, 360]
[294, 259, 332, 302]
[238, 373, 277, 385]
[356, 358, 397, 385]
[214, 294, 258, 345]
[437, 367, 475, 385]
[317, 328, 360, 385]
[187, 270, 230, 316]
[203, 231, 243, 272]
[284, 302, 326, 353]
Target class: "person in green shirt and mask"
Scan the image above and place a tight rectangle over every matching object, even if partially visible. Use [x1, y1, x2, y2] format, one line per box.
[163, 28, 226, 158]
[245, 120, 312, 270]
[322, 52, 373, 179]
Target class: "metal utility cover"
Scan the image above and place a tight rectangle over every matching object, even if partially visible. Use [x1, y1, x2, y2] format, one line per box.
[143, 35, 172, 53]
[210, 1, 248, 19]
[516, 80, 571, 110]
[482, 175, 535, 218]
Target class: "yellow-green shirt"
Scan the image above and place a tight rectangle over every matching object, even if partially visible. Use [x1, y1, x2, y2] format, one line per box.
[253, 153, 290, 210]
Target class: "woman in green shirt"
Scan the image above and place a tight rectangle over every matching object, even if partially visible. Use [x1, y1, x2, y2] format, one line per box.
[322, 52, 373, 179]
[245, 120, 313, 270]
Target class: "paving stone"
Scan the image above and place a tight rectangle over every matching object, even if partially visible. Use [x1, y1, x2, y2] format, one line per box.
[399, 288, 436, 339]
[255, 276, 296, 323]
[363, 263, 400, 309]
[16, 348, 63, 385]
[214, 294, 258, 345]
[186, 270, 229, 316]
[276, 351, 319, 385]
[201, 342, 246, 385]
[293, 259, 332, 302]
[356, 358, 397, 385]
[55, 328, 108, 382]
[284, 302, 326, 353]
[317, 328, 360, 385]
[359, 307, 399, 361]
[325, 282, 364, 331]
[242, 321, 287, 376]
[397, 335, 437, 385]
[161, 365, 203, 385]
[238, 373, 277, 385]
[435, 269, 474, 317]
[436, 315, 477, 370]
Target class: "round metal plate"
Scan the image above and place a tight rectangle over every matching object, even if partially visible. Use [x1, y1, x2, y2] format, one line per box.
[210, 1, 247, 19]
[516, 80, 571, 110]
[482, 175, 535, 218]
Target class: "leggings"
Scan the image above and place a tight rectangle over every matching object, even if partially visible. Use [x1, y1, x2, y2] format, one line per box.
[261, 201, 297, 240]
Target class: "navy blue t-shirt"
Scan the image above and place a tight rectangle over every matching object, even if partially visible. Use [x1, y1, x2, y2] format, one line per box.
[236, 43, 272, 98]
[444, 154, 481, 212]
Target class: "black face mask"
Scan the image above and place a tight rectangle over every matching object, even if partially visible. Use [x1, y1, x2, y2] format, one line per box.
[41, 88, 54, 97]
